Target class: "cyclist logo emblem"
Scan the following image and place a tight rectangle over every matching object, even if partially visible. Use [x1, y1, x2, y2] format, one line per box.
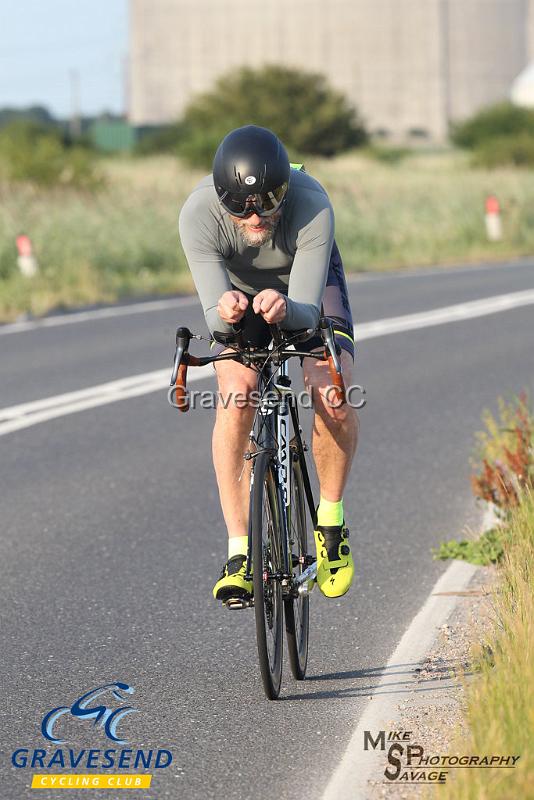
[244, 176, 256, 185]
[41, 682, 137, 745]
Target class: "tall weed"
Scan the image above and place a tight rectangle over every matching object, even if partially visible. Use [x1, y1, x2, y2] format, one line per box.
[435, 493, 534, 799]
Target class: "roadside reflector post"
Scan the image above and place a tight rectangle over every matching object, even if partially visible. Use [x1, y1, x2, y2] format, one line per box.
[16, 234, 39, 277]
[485, 195, 502, 242]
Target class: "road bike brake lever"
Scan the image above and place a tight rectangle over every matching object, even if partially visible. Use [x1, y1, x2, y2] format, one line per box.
[170, 344, 184, 386]
[170, 326, 192, 385]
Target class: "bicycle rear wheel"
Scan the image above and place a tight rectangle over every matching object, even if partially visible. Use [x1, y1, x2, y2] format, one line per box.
[284, 456, 310, 679]
[251, 451, 284, 700]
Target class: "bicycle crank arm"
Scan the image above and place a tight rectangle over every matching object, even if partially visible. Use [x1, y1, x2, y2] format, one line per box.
[294, 561, 318, 594]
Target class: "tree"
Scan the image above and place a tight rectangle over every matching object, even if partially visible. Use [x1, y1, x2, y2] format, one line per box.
[451, 102, 534, 149]
[176, 65, 367, 168]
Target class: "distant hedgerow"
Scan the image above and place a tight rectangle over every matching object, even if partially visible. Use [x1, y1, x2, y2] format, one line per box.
[0, 121, 102, 189]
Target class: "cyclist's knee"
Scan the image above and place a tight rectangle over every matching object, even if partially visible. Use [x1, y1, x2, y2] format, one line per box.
[215, 361, 258, 412]
[314, 389, 354, 423]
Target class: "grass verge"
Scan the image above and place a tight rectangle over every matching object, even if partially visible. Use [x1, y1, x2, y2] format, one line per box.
[2, 151, 534, 321]
[431, 394, 534, 798]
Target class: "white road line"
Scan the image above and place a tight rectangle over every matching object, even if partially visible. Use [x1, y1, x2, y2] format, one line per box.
[321, 505, 497, 800]
[1, 289, 533, 437]
[348, 257, 533, 283]
[0, 370, 170, 421]
[356, 288, 534, 339]
[0, 295, 197, 335]
[0, 366, 214, 436]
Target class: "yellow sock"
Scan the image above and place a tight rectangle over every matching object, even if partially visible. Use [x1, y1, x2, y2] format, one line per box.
[228, 535, 248, 559]
[317, 497, 344, 527]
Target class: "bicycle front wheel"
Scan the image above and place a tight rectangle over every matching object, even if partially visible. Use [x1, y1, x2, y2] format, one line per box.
[251, 451, 284, 700]
[284, 456, 310, 680]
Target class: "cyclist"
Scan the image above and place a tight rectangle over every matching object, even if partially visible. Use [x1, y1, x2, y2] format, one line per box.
[178, 125, 359, 600]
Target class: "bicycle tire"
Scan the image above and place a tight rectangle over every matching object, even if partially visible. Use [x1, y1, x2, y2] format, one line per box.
[251, 451, 284, 700]
[284, 455, 310, 680]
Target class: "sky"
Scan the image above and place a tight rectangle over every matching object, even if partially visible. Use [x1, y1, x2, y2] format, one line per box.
[0, 0, 128, 118]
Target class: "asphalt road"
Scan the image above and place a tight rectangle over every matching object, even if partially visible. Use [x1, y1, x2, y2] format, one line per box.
[1, 260, 533, 800]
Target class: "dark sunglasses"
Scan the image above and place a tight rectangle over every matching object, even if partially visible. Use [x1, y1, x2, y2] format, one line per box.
[218, 181, 288, 218]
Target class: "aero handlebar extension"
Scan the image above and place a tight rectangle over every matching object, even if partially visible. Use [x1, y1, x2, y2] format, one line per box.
[170, 318, 346, 413]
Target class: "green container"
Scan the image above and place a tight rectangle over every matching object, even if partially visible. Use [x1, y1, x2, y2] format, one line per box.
[90, 120, 136, 153]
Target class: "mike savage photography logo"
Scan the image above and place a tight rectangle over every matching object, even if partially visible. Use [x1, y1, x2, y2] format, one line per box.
[364, 729, 521, 786]
[11, 682, 173, 790]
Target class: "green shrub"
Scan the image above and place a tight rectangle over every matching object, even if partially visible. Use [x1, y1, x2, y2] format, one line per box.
[472, 133, 534, 168]
[451, 102, 534, 149]
[175, 65, 367, 168]
[432, 527, 505, 565]
[0, 121, 103, 189]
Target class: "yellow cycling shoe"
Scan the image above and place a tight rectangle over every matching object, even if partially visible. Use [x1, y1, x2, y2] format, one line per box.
[213, 555, 253, 602]
[314, 523, 354, 598]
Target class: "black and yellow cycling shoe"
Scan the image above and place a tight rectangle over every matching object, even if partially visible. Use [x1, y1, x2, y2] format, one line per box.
[314, 523, 354, 598]
[213, 555, 253, 602]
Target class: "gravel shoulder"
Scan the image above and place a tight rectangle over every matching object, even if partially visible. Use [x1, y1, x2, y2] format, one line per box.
[366, 565, 498, 799]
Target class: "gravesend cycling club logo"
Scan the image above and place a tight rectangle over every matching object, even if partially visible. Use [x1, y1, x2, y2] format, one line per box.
[42, 682, 137, 744]
[10, 681, 174, 791]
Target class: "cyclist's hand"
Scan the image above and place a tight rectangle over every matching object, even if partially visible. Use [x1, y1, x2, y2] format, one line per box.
[217, 290, 248, 324]
[252, 289, 287, 324]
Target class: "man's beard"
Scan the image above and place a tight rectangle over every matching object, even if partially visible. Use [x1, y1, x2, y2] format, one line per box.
[231, 213, 281, 247]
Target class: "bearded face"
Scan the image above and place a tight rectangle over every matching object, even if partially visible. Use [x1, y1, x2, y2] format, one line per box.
[230, 210, 282, 247]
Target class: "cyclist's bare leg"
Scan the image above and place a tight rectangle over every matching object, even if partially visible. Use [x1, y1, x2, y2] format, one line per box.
[302, 349, 358, 502]
[213, 351, 258, 539]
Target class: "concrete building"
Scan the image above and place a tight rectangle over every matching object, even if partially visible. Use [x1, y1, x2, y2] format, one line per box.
[129, 0, 533, 141]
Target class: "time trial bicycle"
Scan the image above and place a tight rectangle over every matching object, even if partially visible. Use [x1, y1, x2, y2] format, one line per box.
[169, 318, 347, 699]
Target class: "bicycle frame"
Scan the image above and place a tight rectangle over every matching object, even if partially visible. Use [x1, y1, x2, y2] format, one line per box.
[244, 355, 318, 597]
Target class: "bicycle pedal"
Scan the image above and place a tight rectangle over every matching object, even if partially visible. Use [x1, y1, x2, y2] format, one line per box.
[224, 597, 253, 610]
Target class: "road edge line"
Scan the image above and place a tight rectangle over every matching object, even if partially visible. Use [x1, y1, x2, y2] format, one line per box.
[321, 505, 497, 800]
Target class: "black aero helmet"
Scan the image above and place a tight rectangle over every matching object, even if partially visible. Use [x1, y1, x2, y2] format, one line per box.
[213, 125, 290, 217]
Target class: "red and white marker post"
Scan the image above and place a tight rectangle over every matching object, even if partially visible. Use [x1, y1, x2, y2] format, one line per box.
[485, 195, 502, 242]
[16, 234, 39, 277]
